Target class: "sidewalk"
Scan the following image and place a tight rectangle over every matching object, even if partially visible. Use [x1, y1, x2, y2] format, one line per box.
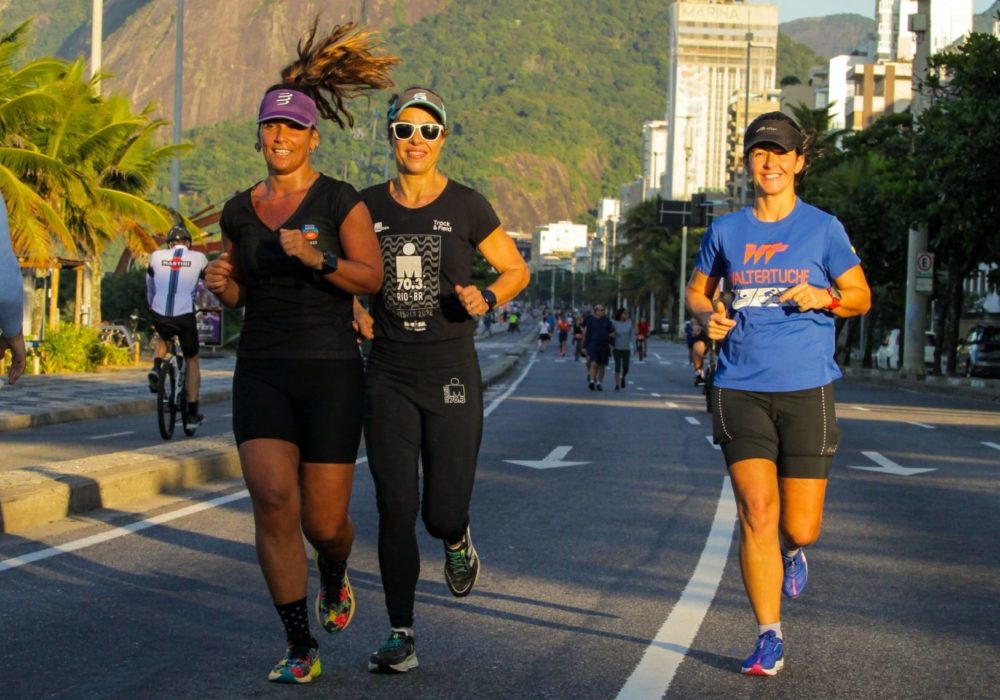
[0, 332, 537, 534]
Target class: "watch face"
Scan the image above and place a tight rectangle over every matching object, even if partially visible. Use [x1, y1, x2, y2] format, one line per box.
[323, 252, 338, 271]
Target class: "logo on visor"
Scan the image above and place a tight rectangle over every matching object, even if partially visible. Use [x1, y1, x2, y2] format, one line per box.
[743, 243, 789, 265]
[275, 92, 294, 106]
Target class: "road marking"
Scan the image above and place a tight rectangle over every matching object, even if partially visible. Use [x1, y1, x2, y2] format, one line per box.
[665, 402, 678, 409]
[705, 435, 720, 450]
[637, 386, 645, 391]
[685, 416, 700, 425]
[660, 361, 672, 366]
[0, 460, 368, 573]
[847, 451, 936, 476]
[982, 442, 1000, 452]
[650, 393, 661, 397]
[851, 405, 871, 412]
[906, 421, 935, 429]
[87, 431, 135, 440]
[505, 445, 590, 470]
[484, 356, 536, 418]
[616, 477, 736, 699]
[653, 353, 663, 360]
[488, 354, 499, 359]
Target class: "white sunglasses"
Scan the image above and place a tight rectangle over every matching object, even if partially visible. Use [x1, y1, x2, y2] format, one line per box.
[390, 121, 444, 141]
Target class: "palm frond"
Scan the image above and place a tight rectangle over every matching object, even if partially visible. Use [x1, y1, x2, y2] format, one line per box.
[95, 187, 175, 232]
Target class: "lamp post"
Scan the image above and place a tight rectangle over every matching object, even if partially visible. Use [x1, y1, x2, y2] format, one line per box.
[90, 0, 102, 93]
[741, 31, 754, 204]
[169, 0, 185, 211]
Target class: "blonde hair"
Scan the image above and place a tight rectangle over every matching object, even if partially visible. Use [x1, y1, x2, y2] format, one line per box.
[276, 19, 400, 129]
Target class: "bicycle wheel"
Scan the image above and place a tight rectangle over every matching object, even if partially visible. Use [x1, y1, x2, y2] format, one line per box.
[157, 363, 176, 439]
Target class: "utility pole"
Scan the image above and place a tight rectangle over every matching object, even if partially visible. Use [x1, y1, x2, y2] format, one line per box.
[741, 31, 754, 204]
[902, 0, 931, 376]
[169, 0, 185, 212]
[90, 0, 103, 93]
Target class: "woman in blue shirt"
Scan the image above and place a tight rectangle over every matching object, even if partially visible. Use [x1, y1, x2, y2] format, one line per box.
[686, 112, 871, 677]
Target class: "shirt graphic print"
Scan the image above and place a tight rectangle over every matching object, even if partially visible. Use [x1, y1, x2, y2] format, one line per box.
[381, 234, 442, 332]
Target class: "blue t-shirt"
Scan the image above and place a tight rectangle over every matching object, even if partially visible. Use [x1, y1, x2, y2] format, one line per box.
[694, 199, 860, 392]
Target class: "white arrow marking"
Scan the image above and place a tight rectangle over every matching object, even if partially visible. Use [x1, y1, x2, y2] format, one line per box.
[982, 442, 1000, 452]
[705, 435, 720, 450]
[685, 416, 701, 425]
[504, 445, 590, 470]
[848, 450, 937, 476]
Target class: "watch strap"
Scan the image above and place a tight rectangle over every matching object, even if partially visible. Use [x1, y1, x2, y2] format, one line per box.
[482, 288, 497, 310]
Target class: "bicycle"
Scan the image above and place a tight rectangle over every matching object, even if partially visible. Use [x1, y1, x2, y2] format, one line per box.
[635, 334, 647, 362]
[154, 334, 197, 440]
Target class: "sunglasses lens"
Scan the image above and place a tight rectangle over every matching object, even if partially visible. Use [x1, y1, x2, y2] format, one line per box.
[392, 123, 415, 139]
[420, 124, 442, 140]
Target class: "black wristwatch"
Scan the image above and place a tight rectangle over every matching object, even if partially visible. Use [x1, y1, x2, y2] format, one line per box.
[482, 288, 497, 310]
[319, 250, 339, 274]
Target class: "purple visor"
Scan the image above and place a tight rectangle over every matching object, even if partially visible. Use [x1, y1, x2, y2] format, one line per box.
[257, 88, 318, 128]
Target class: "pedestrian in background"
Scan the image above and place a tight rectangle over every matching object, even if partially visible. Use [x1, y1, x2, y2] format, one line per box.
[611, 307, 634, 390]
[353, 86, 529, 673]
[635, 314, 649, 362]
[204, 21, 394, 684]
[582, 304, 614, 390]
[537, 316, 551, 353]
[686, 111, 870, 677]
[556, 314, 570, 357]
[0, 192, 25, 386]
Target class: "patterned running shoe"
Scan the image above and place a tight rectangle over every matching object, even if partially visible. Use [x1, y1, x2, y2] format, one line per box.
[314, 552, 355, 634]
[368, 630, 418, 673]
[740, 630, 784, 676]
[443, 525, 480, 597]
[268, 641, 321, 684]
[782, 548, 808, 599]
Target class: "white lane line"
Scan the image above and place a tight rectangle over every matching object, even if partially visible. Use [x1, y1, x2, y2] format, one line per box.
[488, 354, 499, 359]
[660, 361, 672, 366]
[87, 431, 135, 440]
[685, 416, 701, 426]
[665, 402, 679, 409]
[983, 442, 1000, 452]
[651, 393, 661, 397]
[654, 353, 663, 360]
[484, 356, 536, 418]
[906, 421, 935, 430]
[637, 386, 646, 391]
[0, 461, 369, 573]
[222, 413, 233, 418]
[705, 435, 720, 450]
[851, 405, 871, 412]
[616, 477, 736, 699]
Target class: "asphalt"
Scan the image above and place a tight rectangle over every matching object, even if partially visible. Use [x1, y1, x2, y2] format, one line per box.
[0, 331, 995, 535]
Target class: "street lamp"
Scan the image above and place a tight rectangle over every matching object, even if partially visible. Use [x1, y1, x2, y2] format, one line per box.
[741, 30, 754, 204]
[169, 0, 185, 211]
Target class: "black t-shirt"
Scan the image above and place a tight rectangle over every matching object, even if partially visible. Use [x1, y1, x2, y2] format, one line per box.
[219, 174, 361, 359]
[361, 180, 500, 343]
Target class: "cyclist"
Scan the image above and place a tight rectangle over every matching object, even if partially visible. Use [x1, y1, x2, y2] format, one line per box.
[146, 224, 208, 428]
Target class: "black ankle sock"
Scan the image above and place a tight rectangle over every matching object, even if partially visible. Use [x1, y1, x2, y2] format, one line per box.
[275, 597, 314, 646]
[316, 553, 346, 587]
[187, 400, 199, 416]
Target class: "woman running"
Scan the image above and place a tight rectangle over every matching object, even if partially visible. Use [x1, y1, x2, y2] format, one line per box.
[686, 111, 870, 676]
[353, 86, 529, 673]
[204, 21, 396, 684]
[611, 307, 634, 390]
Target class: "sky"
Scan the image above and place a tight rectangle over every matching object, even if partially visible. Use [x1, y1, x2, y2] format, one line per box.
[764, 0, 996, 23]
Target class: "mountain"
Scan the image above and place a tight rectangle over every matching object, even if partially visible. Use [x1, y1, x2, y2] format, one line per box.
[780, 13, 876, 59]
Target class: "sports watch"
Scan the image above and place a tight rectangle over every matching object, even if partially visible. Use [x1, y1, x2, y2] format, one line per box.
[482, 288, 497, 310]
[320, 251, 339, 274]
[825, 286, 841, 310]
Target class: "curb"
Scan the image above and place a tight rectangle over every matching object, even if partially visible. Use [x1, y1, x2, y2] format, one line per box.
[0, 339, 536, 535]
[0, 389, 233, 434]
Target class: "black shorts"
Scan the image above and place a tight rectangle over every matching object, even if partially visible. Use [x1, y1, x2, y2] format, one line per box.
[151, 311, 199, 358]
[711, 383, 840, 479]
[232, 357, 364, 463]
[586, 346, 610, 366]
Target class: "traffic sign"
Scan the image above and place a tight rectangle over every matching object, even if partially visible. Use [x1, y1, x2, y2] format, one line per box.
[915, 251, 934, 293]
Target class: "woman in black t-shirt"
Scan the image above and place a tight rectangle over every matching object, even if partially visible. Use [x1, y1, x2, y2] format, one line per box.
[353, 87, 529, 673]
[204, 21, 396, 685]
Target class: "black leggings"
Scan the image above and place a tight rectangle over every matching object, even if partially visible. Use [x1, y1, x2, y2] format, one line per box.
[363, 338, 484, 628]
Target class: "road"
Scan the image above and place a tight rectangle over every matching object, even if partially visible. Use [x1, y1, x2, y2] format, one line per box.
[1, 338, 998, 699]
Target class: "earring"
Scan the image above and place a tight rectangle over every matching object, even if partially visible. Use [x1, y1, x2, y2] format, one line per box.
[254, 142, 261, 152]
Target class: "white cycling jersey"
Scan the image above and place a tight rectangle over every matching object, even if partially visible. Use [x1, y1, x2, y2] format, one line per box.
[147, 244, 208, 316]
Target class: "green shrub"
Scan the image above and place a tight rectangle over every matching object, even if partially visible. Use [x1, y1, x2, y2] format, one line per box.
[40, 325, 131, 373]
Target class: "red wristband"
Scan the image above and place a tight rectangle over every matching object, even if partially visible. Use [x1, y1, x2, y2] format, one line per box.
[825, 288, 841, 310]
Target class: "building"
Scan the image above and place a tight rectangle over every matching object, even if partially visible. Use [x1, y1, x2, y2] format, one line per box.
[641, 120, 668, 201]
[844, 60, 912, 129]
[531, 221, 589, 272]
[663, 0, 778, 199]
[594, 198, 621, 273]
[726, 88, 782, 202]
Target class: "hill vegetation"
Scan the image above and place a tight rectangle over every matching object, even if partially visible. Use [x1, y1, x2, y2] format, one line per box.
[780, 13, 876, 59]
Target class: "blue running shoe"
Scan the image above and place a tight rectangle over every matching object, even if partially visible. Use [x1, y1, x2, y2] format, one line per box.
[782, 548, 808, 599]
[740, 630, 784, 676]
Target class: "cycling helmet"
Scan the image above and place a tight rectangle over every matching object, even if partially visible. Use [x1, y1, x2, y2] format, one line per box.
[165, 225, 192, 244]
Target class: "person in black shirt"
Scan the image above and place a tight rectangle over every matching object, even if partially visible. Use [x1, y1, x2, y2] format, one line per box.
[582, 304, 615, 390]
[353, 86, 529, 673]
[203, 20, 396, 685]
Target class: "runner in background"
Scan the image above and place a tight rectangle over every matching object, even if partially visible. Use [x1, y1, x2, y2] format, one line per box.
[556, 314, 570, 357]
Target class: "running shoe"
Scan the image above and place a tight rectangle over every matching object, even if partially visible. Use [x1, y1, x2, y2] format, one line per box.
[740, 630, 784, 676]
[368, 630, 418, 673]
[314, 552, 355, 633]
[596, 382, 603, 391]
[694, 372, 704, 386]
[782, 548, 808, 599]
[147, 369, 159, 393]
[443, 525, 480, 597]
[183, 412, 204, 430]
[588, 380, 595, 391]
[268, 641, 321, 683]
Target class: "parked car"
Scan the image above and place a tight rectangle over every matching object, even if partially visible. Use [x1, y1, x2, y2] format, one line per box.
[873, 329, 936, 369]
[957, 324, 1000, 378]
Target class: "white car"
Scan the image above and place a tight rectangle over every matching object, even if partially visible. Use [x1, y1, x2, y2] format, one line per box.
[874, 329, 936, 369]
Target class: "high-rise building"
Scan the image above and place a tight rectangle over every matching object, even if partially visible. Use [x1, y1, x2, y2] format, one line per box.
[663, 0, 778, 199]
[641, 121, 668, 201]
